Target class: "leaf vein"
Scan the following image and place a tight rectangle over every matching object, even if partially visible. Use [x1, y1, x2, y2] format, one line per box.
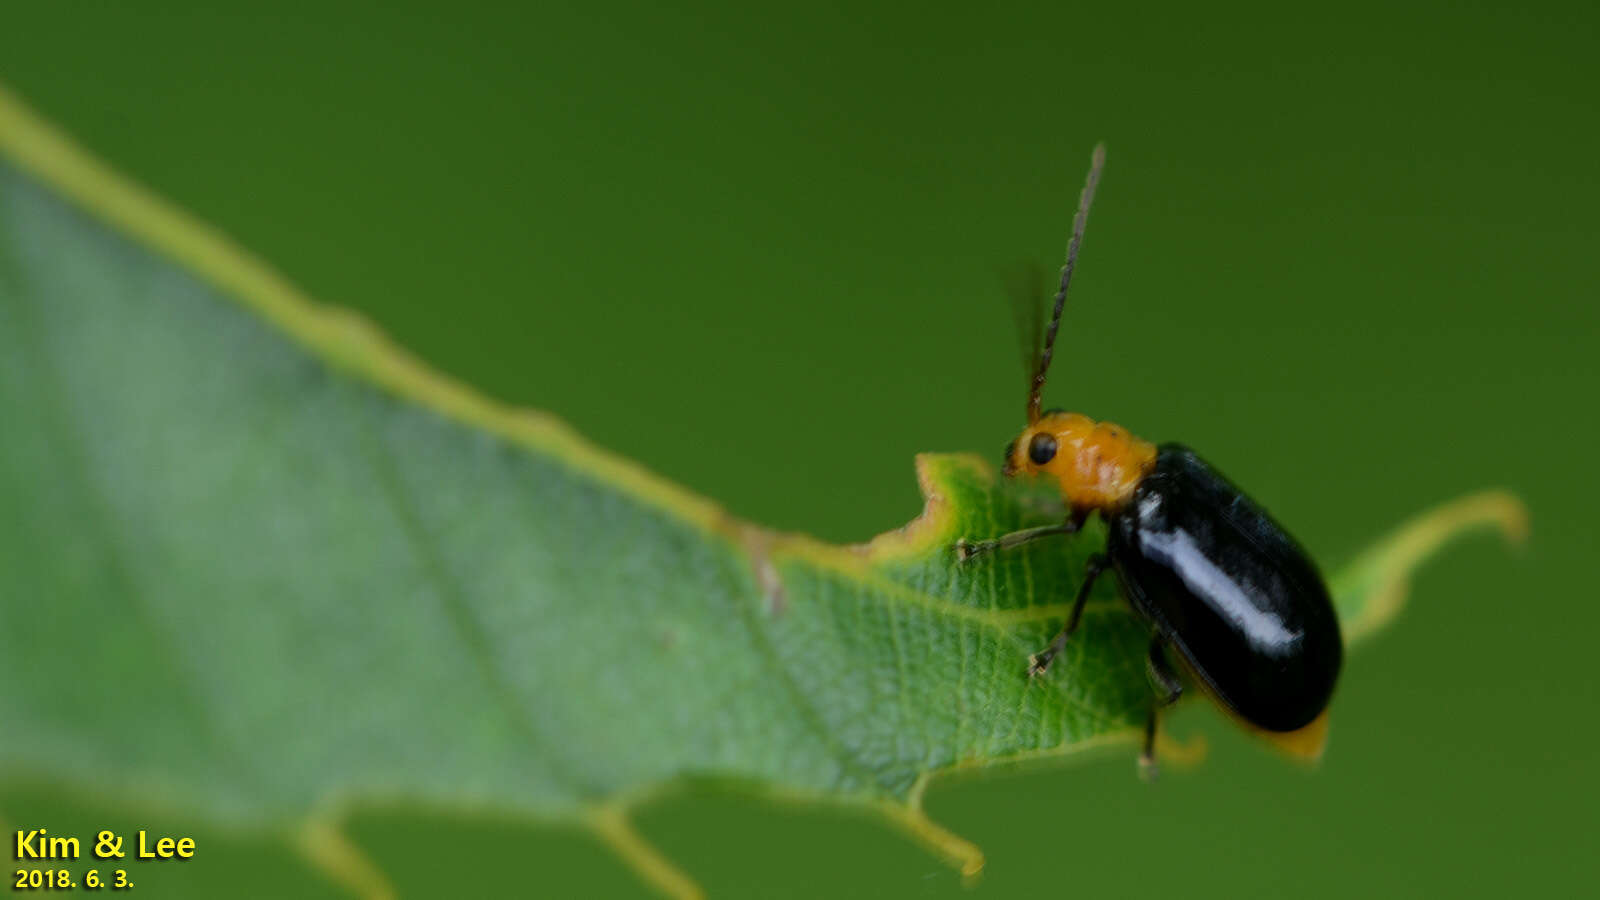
[356, 407, 600, 797]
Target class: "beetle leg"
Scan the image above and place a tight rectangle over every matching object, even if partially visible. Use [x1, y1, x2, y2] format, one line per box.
[1140, 636, 1184, 781]
[1145, 636, 1183, 706]
[956, 515, 1082, 563]
[1140, 706, 1162, 782]
[1026, 553, 1107, 676]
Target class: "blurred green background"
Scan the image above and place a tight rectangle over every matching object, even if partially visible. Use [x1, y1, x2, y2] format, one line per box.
[3, 1, 1596, 896]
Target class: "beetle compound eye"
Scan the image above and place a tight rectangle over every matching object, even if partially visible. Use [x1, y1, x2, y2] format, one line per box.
[1028, 432, 1058, 465]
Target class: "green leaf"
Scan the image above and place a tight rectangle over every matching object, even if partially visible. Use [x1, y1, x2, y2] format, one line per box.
[0, 85, 1526, 899]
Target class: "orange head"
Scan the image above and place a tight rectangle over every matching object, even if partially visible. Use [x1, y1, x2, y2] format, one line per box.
[1005, 411, 1156, 513]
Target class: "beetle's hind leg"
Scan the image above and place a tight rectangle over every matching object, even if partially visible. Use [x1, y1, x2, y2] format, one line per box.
[1145, 636, 1183, 706]
[1026, 553, 1108, 676]
[1140, 636, 1184, 782]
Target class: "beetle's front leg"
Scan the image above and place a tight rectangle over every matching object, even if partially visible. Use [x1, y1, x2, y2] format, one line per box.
[955, 511, 1086, 562]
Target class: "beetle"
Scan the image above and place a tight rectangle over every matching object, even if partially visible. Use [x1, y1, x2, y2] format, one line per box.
[956, 144, 1343, 776]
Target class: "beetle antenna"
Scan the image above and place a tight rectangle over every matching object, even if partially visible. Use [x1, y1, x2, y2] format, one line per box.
[1028, 142, 1106, 422]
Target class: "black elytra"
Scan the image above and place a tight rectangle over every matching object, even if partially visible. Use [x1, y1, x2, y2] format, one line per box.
[1106, 444, 1342, 732]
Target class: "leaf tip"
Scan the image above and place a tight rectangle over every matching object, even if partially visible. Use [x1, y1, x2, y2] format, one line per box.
[1336, 488, 1530, 646]
[1485, 489, 1531, 548]
[1425, 489, 1530, 551]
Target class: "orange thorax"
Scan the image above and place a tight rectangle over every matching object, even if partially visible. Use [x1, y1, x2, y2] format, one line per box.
[1013, 412, 1158, 513]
